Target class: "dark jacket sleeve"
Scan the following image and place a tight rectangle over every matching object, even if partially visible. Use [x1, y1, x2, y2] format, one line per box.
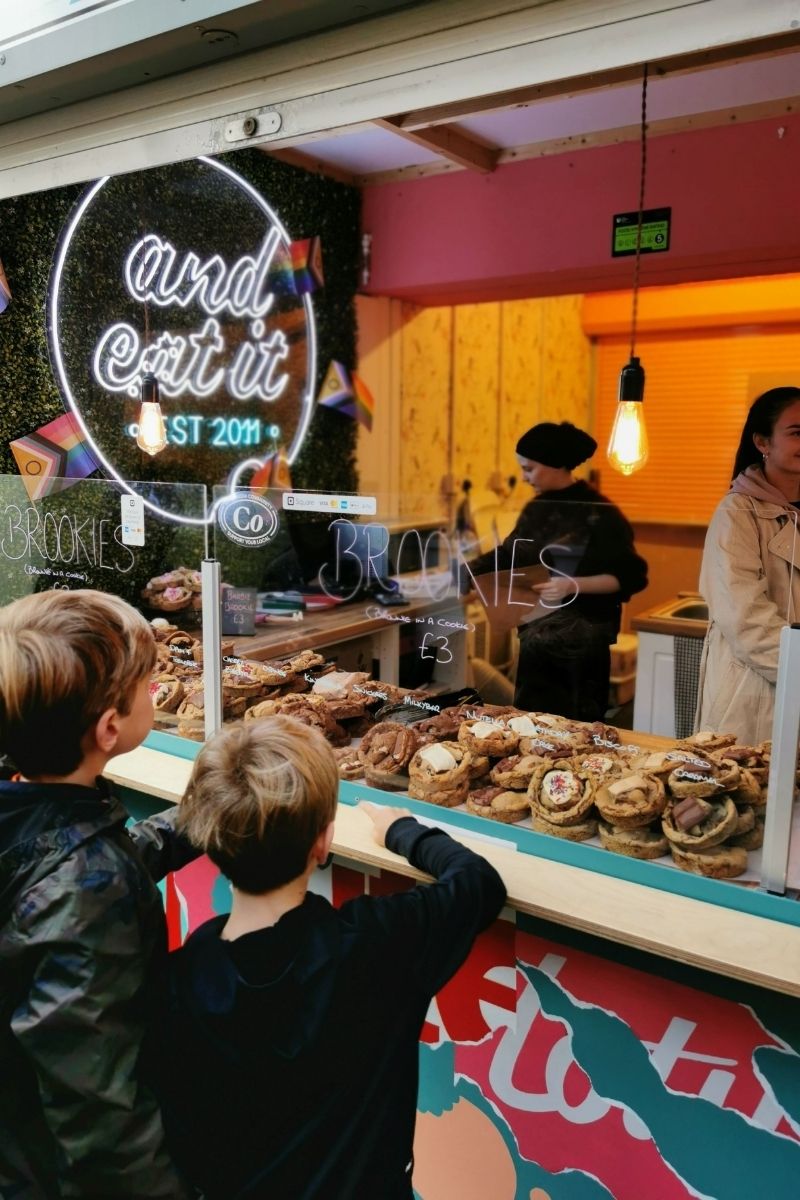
[6, 855, 191, 1198]
[591, 504, 648, 600]
[127, 805, 201, 881]
[459, 502, 538, 594]
[354, 817, 506, 997]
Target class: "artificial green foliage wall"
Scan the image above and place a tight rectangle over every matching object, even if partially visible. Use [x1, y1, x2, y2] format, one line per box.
[0, 148, 361, 491]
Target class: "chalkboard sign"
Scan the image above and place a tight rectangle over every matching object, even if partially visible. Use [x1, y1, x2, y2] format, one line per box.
[221, 586, 257, 635]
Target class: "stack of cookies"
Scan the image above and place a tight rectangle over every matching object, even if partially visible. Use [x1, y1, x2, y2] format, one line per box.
[141, 568, 203, 615]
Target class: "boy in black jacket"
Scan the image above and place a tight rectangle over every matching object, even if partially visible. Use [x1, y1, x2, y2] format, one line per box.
[0, 589, 196, 1198]
[160, 714, 507, 1200]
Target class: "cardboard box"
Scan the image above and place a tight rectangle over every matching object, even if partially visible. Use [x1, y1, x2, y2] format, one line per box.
[610, 633, 638, 677]
[609, 671, 636, 706]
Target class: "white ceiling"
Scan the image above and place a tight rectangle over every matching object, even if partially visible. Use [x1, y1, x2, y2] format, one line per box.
[276, 47, 800, 181]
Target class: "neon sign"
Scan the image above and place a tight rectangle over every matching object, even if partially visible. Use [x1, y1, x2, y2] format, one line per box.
[47, 157, 317, 526]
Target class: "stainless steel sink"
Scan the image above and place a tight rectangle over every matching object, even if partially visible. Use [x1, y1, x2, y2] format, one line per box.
[668, 601, 709, 621]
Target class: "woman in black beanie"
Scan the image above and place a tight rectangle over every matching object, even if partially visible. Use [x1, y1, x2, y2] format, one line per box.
[465, 421, 647, 720]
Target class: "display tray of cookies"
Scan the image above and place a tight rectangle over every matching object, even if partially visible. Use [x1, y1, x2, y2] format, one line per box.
[327, 705, 790, 884]
[146, 634, 797, 883]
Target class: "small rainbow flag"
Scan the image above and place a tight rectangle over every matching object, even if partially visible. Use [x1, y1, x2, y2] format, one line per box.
[250, 447, 293, 493]
[317, 362, 374, 431]
[350, 372, 375, 432]
[10, 412, 97, 501]
[289, 236, 324, 295]
[317, 361, 353, 411]
[0, 257, 11, 314]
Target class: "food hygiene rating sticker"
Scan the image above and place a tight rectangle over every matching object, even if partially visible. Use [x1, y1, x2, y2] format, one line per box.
[216, 493, 280, 548]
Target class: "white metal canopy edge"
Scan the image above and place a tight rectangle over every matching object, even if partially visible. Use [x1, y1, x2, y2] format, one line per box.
[0, 0, 797, 198]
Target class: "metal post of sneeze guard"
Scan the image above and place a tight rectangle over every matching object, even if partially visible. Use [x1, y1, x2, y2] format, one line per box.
[201, 558, 223, 740]
[760, 624, 800, 894]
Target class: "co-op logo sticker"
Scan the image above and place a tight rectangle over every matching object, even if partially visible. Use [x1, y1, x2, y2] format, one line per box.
[217, 494, 279, 547]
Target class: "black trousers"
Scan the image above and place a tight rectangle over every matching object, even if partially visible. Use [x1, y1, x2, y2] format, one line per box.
[514, 613, 615, 721]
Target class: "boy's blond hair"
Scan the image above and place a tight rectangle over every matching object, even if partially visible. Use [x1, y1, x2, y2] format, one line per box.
[178, 715, 338, 893]
[0, 588, 156, 777]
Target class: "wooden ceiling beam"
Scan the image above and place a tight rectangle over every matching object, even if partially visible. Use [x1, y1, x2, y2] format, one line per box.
[395, 30, 800, 131]
[374, 116, 499, 173]
[358, 94, 800, 186]
[256, 144, 358, 186]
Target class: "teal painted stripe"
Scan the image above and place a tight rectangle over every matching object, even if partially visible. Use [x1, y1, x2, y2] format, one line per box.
[337, 780, 800, 928]
[144, 729, 202, 761]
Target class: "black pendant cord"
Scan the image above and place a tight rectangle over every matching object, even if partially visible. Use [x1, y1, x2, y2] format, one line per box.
[629, 62, 649, 362]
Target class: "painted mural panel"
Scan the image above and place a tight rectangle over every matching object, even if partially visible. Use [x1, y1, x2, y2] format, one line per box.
[168, 854, 800, 1200]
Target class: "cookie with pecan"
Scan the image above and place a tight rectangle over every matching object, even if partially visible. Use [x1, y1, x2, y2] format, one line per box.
[333, 746, 364, 781]
[359, 722, 420, 790]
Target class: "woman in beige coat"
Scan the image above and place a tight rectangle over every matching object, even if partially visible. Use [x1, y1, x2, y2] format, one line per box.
[696, 386, 800, 744]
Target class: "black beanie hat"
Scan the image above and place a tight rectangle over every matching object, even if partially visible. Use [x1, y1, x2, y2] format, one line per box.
[515, 421, 597, 470]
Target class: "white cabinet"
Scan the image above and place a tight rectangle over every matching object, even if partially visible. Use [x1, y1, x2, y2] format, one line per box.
[632, 632, 676, 738]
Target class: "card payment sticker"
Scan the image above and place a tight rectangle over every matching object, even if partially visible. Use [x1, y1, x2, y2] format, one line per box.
[120, 494, 145, 547]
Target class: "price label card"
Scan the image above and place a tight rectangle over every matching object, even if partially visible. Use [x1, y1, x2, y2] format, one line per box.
[120, 494, 145, 546]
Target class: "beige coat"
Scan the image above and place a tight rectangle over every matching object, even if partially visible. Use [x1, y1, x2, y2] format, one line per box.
[696, 485, 800, 745]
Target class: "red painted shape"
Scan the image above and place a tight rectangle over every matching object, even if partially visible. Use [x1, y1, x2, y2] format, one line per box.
[331, 863, 368, 907]
[362, 115, 800, 304]
[163, 872, 183, 951]
[449, 927, 796, 1200]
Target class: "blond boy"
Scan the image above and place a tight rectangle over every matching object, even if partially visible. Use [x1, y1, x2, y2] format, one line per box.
[0, 589, 195, 1198]
[159, 715, 506, 1200]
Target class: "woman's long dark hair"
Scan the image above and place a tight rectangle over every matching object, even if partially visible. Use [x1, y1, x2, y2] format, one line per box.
[732, 386, 800, 481]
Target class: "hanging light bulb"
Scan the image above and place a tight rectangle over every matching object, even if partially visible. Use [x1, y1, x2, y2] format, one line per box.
[136, 373, 167, 457]
[608, 63, 650, 477]
[608, 355, 648, 475]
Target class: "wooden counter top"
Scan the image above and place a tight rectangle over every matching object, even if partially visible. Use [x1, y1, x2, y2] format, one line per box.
[229, 591, 462, 662]
[106, 741, 800, 999]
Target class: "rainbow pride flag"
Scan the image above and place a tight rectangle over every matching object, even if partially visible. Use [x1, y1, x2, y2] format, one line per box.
[0, 257, 11, 314]
[350, 372, 375, 432]
[289, 236, 324, 294]
[10, 412, 97, 501]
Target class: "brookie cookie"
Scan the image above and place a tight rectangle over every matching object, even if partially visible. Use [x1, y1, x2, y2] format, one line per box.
[594, 773, 666, 830]
[661, 795, 739, 851]
[680, 730, 737, 754]
[528, 763, 595, 826]
[669, 842, 747, 879]
[573, 753, 624, 783]
[149, 674, 184, 714]
[530, 812, 598, 842]
[490, 754, 540, 790]
[667, 757, 724, 799]
[466, 785, 529, 824]
[458, 719, 518, 758]
[408, 742, 471, 795]
[598, 821, 669, 861]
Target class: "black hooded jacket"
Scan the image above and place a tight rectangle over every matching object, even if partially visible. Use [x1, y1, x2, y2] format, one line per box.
[0, 777, 196, 1198]
[159, 816, 506, 1200]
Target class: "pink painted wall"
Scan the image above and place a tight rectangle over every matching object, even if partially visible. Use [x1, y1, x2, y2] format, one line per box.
[362, 114, 800, 304]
